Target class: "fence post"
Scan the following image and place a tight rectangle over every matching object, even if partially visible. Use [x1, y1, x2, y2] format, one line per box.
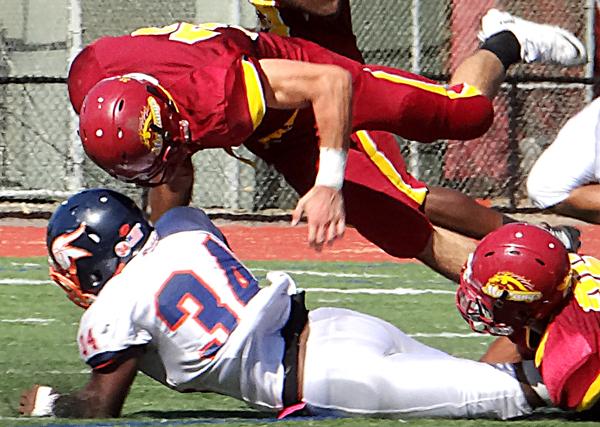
[408, 0, 421, 178]
[506, 81, 520, 210]
[67, 0, 83, 192]
[587, 0, 596, 102]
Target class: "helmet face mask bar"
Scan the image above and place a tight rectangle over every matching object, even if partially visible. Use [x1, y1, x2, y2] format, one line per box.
[78, 74, 190, 186]
[456, 223, 573, 337]
[456, 275, 516, 336]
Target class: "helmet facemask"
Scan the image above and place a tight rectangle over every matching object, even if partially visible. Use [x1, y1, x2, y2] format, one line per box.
[47, 222, 98, 309]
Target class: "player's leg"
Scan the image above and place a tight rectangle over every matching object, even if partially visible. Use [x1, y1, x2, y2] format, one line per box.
[423, 186, 512, 239]
[527, 99, 600, 224]
[450, 8, 586, 99]
[416, 226, 476, 283]
[343, 148, 478, 282]
[148, 155, 194, 222]
[302, 307, 533, 419]
[350, 65, 495, 143]
[354, 131, 579, 249]
[544, 186, 600, 224]
[352, 130, 514, 239]
[353, 130, 520, 242]
[350, 9, 585, 143]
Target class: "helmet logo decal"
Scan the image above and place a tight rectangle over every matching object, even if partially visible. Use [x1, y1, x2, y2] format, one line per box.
[482, 272, 542, 303]
[114, 222, 145, 258]
[51, 223, 92, 271]
[139, 97, 164, 154]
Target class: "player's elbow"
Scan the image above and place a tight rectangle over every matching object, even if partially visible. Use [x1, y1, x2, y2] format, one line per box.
[320, 66, 352, 98]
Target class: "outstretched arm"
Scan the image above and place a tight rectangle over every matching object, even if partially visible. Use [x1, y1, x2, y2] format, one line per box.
[19, 348, 141, 418]
[258, 58, 352, 249]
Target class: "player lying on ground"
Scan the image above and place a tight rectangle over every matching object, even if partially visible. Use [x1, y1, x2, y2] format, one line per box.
[457, 223, 600, 413]
[67, 9, 584, 281]
[527, 97, 600, 224]
[21, 188, 547, 420]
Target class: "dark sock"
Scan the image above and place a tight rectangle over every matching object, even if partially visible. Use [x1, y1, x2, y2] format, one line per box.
[480, 30, 522, 70]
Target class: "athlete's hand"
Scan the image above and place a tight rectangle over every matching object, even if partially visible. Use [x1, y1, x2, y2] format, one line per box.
[291, 185, 345, 250]
[19, 385, 38, 416]
[19, 385, 57, 417]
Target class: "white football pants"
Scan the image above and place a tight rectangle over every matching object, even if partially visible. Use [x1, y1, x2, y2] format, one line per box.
[302, 307, 532, 419]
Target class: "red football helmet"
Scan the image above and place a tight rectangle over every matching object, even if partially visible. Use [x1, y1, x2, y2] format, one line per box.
[457, 223, 572, 336]
[78, 73, 191, 185]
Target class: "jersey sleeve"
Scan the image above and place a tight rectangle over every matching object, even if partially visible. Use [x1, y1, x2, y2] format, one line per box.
[535, 301, 600, 411]
[186, 54, 268, 148]
[77, 284, 152, 370]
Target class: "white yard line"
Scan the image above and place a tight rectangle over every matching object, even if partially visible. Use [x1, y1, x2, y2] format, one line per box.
[252, 268, 396, 278]
[10, 262, 42, 267]
[306, 287, 453, 295]
[1, 317, 55, 324]
[0, 278, 51, 285]
[4, 368, 89, 375]
[410, 332, 486, 338]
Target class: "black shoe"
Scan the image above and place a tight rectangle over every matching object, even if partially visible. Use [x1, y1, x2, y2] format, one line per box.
[540, 222, 581, 253]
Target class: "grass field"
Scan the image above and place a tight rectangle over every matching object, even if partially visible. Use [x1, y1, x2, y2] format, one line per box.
[0, 257, 595, 427]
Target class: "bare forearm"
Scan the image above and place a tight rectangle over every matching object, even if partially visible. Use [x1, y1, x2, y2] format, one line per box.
[53, 391, 118, 418]
[311, 69, 352, 152]
[277, 0, 340, 16]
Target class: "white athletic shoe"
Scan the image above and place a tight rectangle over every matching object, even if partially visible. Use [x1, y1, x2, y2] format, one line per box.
[478, 8, 587, 66]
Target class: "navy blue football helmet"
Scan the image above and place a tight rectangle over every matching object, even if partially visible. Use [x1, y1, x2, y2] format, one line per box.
[46, 188, 153, 308]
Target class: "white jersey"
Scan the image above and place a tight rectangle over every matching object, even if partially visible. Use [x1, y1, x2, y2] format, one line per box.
[77, 225, 293, 411]
[527, 97, 600, 208]
[76, 207, 534, 419]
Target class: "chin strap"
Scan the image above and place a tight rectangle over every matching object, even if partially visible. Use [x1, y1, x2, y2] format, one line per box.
[223, 147, 257, 168]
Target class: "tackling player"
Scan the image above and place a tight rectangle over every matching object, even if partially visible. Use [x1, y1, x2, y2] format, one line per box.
[242, 0, 582, 249]
[20, 188, 544, 420]
[457, 222, 600, 412]
[67, 11, 585, 281]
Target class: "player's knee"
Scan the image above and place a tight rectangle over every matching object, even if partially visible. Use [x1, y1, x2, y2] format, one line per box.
[444, 95, 494, 141]
[458, 96, 494, 140]
[526, 173, 567, 209]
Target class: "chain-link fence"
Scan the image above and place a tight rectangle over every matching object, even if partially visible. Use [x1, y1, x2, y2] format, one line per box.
[0, 0, 596, 213]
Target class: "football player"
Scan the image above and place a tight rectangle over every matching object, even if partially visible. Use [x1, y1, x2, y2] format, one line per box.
[241, 0, 583, 249]
[243, 0, 581, 246]
[527, 97, 600, 224]
[20, 188, 543, 420]
[457, 222, 600, 412]
[68, 11, 585, 281]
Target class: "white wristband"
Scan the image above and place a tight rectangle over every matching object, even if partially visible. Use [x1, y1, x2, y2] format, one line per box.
[521, 360, 552, 406]
[31, 386, 59, 417]
[314, 147, 347, 191]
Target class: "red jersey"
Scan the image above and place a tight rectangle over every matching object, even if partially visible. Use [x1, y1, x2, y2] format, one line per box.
[532, 254, 600, 411]
[249, 0, 364, 62]
[68, 22, 492, 157]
